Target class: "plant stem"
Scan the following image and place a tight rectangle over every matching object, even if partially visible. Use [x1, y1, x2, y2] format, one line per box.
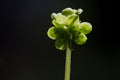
[64, 43, 72, 80]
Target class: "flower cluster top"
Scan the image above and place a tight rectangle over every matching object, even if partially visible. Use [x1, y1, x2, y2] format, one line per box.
[47, 8, 92, 50]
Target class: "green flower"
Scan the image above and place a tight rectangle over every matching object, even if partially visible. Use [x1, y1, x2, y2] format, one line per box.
[47, 8, 92, 50]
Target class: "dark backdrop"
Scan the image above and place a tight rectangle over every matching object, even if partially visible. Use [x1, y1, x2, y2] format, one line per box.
[0, 0, 120, 80]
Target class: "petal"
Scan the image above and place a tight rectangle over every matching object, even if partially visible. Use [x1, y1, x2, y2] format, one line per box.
[52, 13, 67, 27]
[75, 33, 87, 45]
[77, 8, 83, 15]
[52, 20, 63, 28]
[79, 22, 92, 34]
[51, 13, 57, 20]
[47, 27, 57, 40]
[67, 14, 79, 26]
[62, 8, 77, 16]
[56, 13, 67, 25]
[55, 39, 66, 50]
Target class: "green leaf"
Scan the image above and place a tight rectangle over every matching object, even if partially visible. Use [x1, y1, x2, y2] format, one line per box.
[55, 39, 66, 50]
[47, 27, 57, 40]
[79, 22, 92, 34]
[75, 33, 87, 45]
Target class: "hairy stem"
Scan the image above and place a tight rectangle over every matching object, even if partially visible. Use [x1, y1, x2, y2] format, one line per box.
[64, 43, 72, 80]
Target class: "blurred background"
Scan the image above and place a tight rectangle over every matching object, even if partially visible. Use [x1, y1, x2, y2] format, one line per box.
[0, 0, 120, 80]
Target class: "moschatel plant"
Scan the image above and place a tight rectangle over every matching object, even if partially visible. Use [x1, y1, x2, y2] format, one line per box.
[47, 8, 92, 80]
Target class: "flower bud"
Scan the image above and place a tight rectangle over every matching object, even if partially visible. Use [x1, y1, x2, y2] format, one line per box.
[75, 33, 87, 45]
[51, 13, 57, 20]
[62, 8, 77, 16]
[55, 39, 66, 50]
[77, 9, 83, 15]
[79, 22, 92, 34]
[47, 27, 57, 40]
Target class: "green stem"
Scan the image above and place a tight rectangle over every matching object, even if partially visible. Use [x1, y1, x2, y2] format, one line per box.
[64, 43, 72, 80]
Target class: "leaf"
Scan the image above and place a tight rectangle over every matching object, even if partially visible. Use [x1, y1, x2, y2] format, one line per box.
[47, 27, 57, 40]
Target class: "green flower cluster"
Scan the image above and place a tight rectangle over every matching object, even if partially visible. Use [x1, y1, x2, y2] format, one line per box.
[47, 8, 92, 50]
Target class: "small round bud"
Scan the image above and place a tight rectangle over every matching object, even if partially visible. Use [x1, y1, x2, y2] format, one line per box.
[47, 27, 57, 40]
[79, 22, 92, 34]
[51, 13, 57, 19]
[62, 8, 77, 16]
[77, 9, 83, 15]
[75, 33, 87, 45]
[55, 39, 66, 50]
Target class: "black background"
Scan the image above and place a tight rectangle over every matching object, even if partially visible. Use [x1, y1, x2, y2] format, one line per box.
[0, 0, 120, 80]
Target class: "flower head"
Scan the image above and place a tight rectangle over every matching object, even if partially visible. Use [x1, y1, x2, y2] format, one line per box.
[47, 8, 92, 50]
